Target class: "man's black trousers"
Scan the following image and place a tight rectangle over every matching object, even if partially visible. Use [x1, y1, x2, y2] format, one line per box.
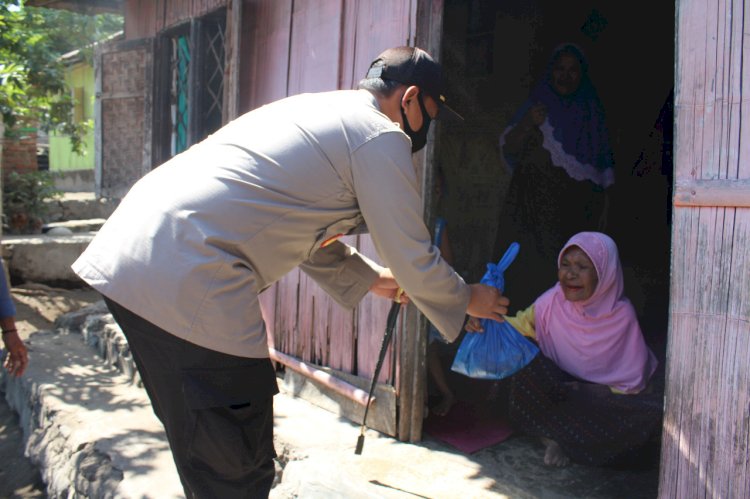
[104, 297, 278, 499]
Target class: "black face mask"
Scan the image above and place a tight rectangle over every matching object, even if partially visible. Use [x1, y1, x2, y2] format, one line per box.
[400, 92, 432, 153]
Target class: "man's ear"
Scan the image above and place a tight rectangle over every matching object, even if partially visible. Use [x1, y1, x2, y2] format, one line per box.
[401, 85, 420, 108]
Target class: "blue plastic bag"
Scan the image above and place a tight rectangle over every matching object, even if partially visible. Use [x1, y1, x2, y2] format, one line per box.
[451, 242, 540, 380]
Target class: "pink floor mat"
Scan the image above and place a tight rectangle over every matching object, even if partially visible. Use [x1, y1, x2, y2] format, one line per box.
[422, 400, 514, 454]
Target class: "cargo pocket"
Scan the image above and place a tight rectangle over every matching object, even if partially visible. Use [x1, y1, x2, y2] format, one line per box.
[182, 360, 278, 479]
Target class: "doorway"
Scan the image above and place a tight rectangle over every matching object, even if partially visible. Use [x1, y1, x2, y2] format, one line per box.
[424, 0, 674, 481]
[435, 0, 674, 354]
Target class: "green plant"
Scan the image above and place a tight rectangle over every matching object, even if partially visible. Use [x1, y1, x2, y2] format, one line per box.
[0, 2, 123, 154]
[2, 170, 61, 234]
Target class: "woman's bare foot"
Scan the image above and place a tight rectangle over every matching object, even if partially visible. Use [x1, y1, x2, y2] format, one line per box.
[432, 392, 456, 417]
[541, 437, 570, 467]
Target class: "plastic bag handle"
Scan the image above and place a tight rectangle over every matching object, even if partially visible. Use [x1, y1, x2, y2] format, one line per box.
[496, 242, 520, 272]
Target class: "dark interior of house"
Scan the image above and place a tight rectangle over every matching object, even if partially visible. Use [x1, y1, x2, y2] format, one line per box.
[436, 0, 674, 347]
[425, 0, 674, 470]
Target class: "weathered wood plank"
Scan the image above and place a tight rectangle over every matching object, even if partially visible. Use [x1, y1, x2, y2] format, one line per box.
[674, 179, 750, 207]
[741, 2, 750, 181]
[662, 0, 750, 496]
[222, 0, 241, 122]
[296, 272, 316, 362]
[270, 348, 370, 406]
[326, 237, 357, 373]
[282, 366, 397, 437]
[394, 0, 441, 443]
[275, 268, 300, 355]
[355, 234, 395, 383]
[286, 0, 343, 94]
[124, 0, 158, 40]
[283, 0, 345, 368]
[333, 0, 423, 439]
[244, 0, 293, 111]
[338, 0, 358, 90]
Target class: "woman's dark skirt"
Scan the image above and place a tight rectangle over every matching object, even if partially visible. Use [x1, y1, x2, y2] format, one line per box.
[508, 354, 664, 466]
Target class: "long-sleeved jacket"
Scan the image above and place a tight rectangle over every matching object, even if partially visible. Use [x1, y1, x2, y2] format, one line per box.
[0, 260, 16, 319]
[72, 89, 470, 358]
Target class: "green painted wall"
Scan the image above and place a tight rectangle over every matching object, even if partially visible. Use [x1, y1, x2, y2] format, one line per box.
[49, 61, 95, 170]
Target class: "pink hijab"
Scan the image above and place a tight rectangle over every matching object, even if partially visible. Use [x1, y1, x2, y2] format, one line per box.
[534, 232, 658, 393]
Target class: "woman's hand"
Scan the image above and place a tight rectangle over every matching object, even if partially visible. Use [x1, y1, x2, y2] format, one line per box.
[369, 268, 410, 303]
[466, 284, 509, 322]
[3, 330, 28, 377]
[465, 316, 484, 333]
[527, 102, 547, 127]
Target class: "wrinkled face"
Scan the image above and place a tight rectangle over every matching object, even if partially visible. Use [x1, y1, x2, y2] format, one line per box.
[551, 52, 582, 97]
[558, 246, 598, 302]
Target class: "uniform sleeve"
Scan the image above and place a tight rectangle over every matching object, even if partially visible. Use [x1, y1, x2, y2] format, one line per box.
[0, 260, 16, 319]
[349, 132, 470, 341]
[299, 240, 382, 309]
[505, 304, 536, 339]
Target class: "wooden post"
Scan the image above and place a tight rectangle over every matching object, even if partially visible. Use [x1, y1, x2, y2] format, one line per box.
[188, 18, 203, 148]
[93, 48, 102, 199]
[223, 0, 242, 123]
[396, 0, 445, 444]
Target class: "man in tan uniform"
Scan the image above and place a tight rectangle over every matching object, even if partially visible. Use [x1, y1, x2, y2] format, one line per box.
[72, 46, 509, 498]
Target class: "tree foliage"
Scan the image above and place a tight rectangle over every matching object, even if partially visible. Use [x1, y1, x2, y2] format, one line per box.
[2, 170, 61, 233]
[0, 0, 123, 153]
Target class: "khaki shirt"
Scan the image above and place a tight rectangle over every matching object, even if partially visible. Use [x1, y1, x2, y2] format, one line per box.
[73, 90, 470, 358]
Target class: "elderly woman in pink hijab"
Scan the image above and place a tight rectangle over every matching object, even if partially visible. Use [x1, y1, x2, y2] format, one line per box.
[472, 232, 661, 467]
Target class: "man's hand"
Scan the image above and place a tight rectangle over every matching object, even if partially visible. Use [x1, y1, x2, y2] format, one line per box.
[2, 331, 28, 377]
[466, 283, 509, 322]
[369, 269, 410, 303]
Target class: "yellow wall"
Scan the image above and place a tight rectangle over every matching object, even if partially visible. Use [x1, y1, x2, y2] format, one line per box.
[49, 61, 95, 170]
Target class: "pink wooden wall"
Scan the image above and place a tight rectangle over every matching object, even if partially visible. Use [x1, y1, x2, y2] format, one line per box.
[244, 0, 416, 384]
[241, 0, 292, 110]
[660, 0, 750, 496]
[124, 0, 226, 39]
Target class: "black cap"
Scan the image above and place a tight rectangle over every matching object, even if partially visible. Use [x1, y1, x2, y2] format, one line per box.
[365, 46, 463, 121]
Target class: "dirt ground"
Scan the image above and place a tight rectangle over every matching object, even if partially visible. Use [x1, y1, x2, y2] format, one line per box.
[10, 284, 102, 340]
[1, 285, 662, 498]
[1, 284, 102, 499]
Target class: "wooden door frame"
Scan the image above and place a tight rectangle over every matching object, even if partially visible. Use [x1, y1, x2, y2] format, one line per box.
[397, 0, 445, 443]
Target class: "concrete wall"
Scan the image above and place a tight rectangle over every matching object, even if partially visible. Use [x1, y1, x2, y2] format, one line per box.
[1, 234, 93, 288]
[51, 169, 95, 193]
